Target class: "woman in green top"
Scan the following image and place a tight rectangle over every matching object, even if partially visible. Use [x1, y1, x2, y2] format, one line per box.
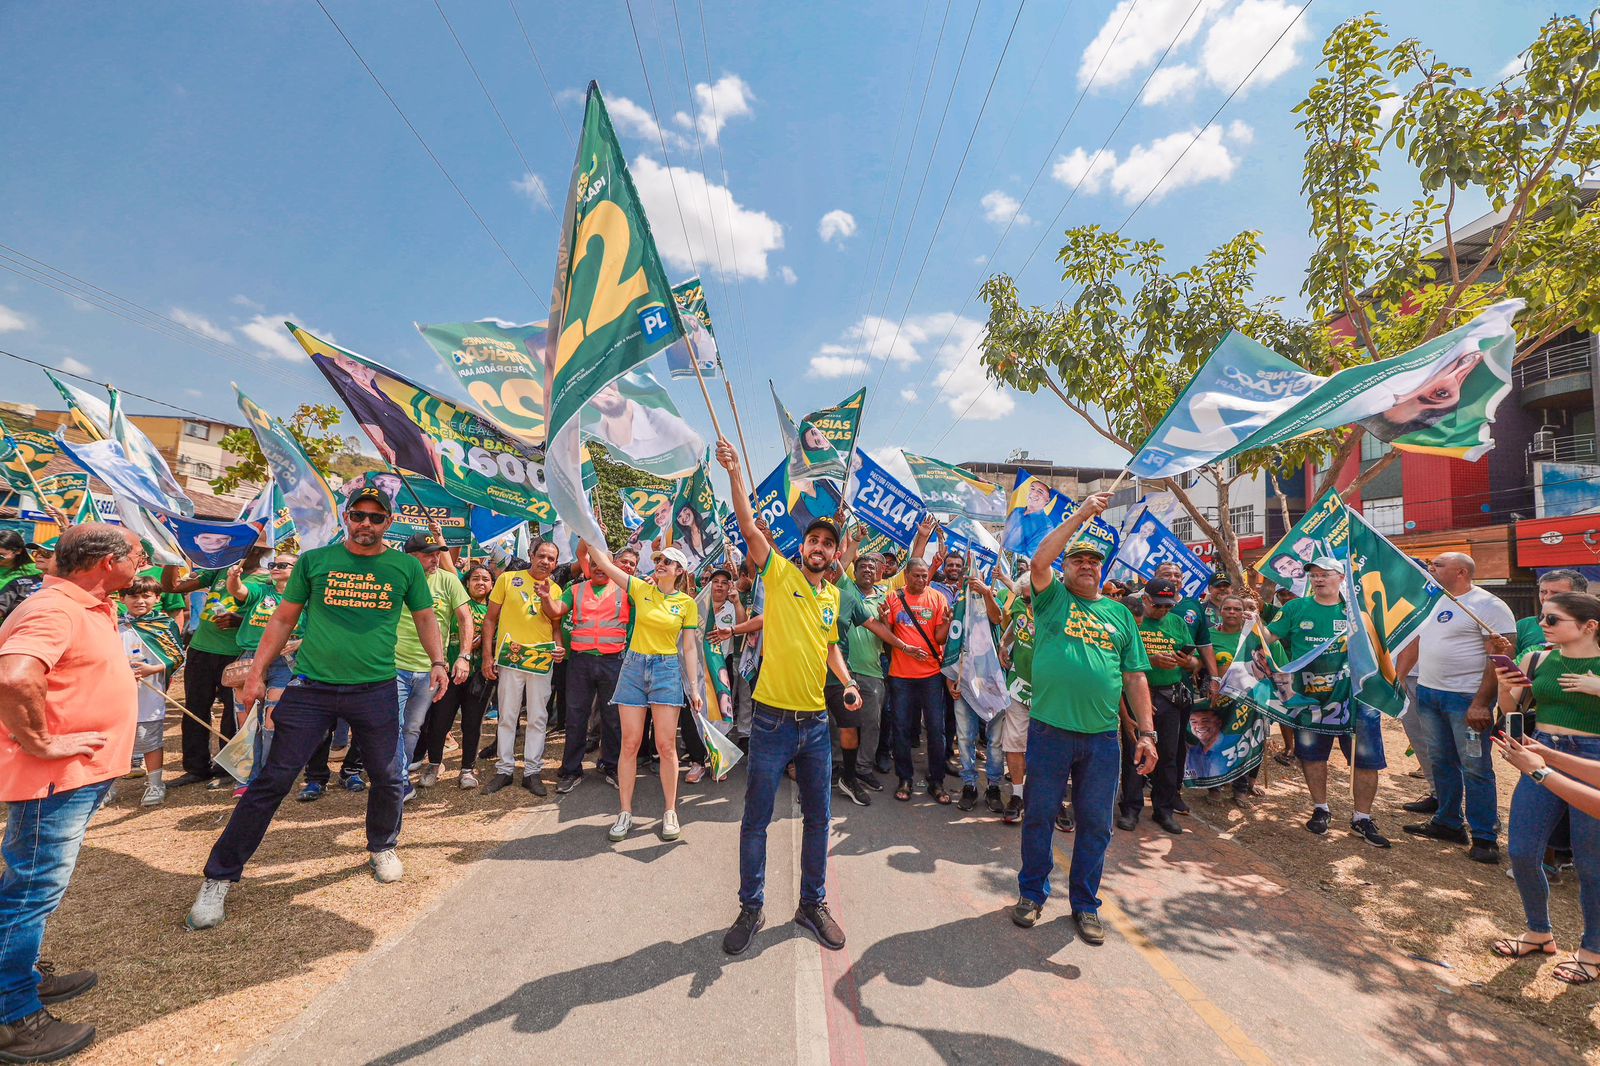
[1492, 591, 1600, 983]
[0, 529, 43, 622]
[419, 565, 496, 789]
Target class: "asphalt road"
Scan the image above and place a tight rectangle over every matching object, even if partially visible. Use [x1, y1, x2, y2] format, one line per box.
[251, 765, 1574, 1066]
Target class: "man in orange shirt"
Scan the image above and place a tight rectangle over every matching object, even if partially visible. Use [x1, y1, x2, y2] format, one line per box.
[881, 558, 954, 804]
[0, 524, 143, 1064]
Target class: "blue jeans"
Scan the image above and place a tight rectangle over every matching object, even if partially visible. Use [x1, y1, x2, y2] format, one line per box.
[955, 696, 1004, 789]
[738, 704, 832, 909]
[1, 781, 111, 1023]
[890, 674, 948, 789]
[204, 678, 403, 882]
[246, 657, 295, 788]
[1415, 684, 1499, 843]
[397, 669, 435, 773]
[1017, 720, 1120, 913]
[1509, 731, 1600, 952]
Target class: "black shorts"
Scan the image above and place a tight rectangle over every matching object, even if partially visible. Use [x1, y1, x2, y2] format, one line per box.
[825, 684, 862, 729]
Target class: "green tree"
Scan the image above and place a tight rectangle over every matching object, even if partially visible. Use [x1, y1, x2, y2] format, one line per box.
[584, 443, 672, 551]
[211, 403, 360, 497]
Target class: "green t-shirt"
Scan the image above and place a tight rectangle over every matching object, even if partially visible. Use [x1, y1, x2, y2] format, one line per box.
[1266, 595, 1349, 702]
[831, 581, 878, 686]
[1003, 596, 1036, 704]
[843, 582, 887, 680]
[189, 569, 248, 656]
[454, 599, 489, 664]
[395, 567, 471, 672]
[1516, 615, 1546, 655]
[1173, 596, 1213, 649]
[236, 581, 283, 652]
[1030, 580, 1149, 734]
[1138, 611, 1194, 688]
[282, 543, 432, 685]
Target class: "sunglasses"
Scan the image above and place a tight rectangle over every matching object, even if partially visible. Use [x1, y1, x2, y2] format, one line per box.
[1541, 613, 1576, 626]
[268, 561, 294, 570]
[346, 512, 389, 525]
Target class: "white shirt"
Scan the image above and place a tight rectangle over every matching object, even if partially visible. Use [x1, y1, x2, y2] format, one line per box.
[1417, 586, 1516, 693]
[122, 626, 167, 724]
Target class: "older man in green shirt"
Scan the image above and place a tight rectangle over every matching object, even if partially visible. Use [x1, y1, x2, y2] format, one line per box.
[1128, 577, 1200, 836]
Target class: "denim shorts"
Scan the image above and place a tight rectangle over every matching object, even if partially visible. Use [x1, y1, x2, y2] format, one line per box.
[1296, 705, 1388, 770]
[613, 650, 684, 707]
[263, 656, 293, 691]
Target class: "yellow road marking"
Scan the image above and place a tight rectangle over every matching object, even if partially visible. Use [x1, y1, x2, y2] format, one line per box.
[1054, 845, 1273, 1065]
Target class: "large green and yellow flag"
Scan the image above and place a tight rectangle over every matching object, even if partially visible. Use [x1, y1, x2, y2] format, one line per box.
[773, 384, 866, 482]
[545, 82, 684, 547]
[1344, 508, 1442, 718]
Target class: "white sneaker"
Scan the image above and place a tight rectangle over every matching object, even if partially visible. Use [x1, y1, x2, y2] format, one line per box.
[607, 811, 633, 842]
[141, 781, 166, 807]
[187, 879, 231, 930]
[661, 810, 682, 841]
[369, 848, 404, 884]
[420, 764, 440, 788]
[459, 769, 478, 790]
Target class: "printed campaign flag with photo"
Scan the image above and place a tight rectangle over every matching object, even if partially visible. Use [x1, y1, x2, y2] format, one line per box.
[902, 451, 1004, 523]
[942, 516, 1001, 582]
[0, 419, 57, 497]
[544, 82, 685, 549]
[110, 390, 190, 512]
[667, 277, 720, 379]
[352, 472, 471, 547]
[953, 583, 1010, 721]
[666, 463, 725, 577]
[1185, 631, 1269, 788]
[18, 473, 96, 525]
[845, 449, 926, 547]
[295, 325, 559, 526]
[237, 483, 296, 547]
[1112, 505, 1211, 597]
[155, 511, 267, 570]
[1344, 508, 1442, 718]
[128, 614, 185, 676]
[55, 434, 173, 515]
[1257, 489, 1350, 596]
[235, 387, 343, 551]
[45, 370, 112, 440]
[620, 485, 674, 543]
[774, 384, 866, 482]
[1218, 632, 1345, 734]
[1000, 470, 1118, 567]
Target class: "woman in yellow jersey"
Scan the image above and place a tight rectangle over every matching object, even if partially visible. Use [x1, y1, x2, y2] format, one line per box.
[587, 543, 704, 843]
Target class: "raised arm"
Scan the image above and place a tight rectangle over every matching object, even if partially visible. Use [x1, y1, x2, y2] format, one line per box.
[1029, 491, 1111, 593]
[584, 540, 633, 591]
[716, 438, 768, 571]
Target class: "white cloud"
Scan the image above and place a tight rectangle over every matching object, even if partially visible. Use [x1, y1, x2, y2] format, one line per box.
[0, 304, 27, 333]
[1376, 93, 1403, 130]
[1196, 0, 1310, 96]
[1052, 122, 1253, 205]
[980, 190, 1031, 227]
[238, 314, 317, 362]
[814, 314, 927, 369]
[1498, 55, 1525, 81]
[630, 156, 784, 281]
[513, 171, 550, 210]
[972, 254, 988, 266]
[170, 307, 233, 343]
[59, 356, 93, 376]
[1142, 64, 1200, 105]
[818, 209, 858, 245]
[780, 266, 798, 285]
[810, 355, 869, 378]
[899, 387, 918, 402]
[230, 294, 263, 311]
[1079, 0, 1224, 89]
[609, 95, 672, 146]
[928, 316, 1014, 421]
[672, 74, 754, 145]
[182, 388, 204, 398]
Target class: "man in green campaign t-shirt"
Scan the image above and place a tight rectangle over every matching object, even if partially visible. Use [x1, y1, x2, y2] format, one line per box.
[189, 486, 446, 932]
[1015, 493, 1158, 937]
[832, 548, 892, 803]
[394, 533, 474, 780]
[1130, 578, 1200, 834]
[997, 586, 1036, 824]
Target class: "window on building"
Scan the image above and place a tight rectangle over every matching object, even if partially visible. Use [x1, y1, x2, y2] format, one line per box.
[1229, 506, 1256, 536]
[183, 420, 209, 440]
[191, 462, 214, 479]
[1222, 457, 1241, 480]
[1172, 516, 1194, 541]
[1364, 495, 1404, 535]
[1360, 433, 1391, 465]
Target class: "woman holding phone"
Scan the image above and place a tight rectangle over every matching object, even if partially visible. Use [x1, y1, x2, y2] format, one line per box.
[1490, 591, 1600, 983]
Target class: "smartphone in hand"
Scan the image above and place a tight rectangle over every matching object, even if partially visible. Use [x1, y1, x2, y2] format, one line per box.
[1504, 710, 1525, 742]
[1489, 654, 1532, 685]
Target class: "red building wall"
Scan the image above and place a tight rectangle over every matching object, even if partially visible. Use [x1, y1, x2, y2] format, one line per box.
[1322, 449, 1494, 533]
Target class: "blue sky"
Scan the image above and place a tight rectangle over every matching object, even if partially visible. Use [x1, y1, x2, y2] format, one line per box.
[0, 0, 1558, 479]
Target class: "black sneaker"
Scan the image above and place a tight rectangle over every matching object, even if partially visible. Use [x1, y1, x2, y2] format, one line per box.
[603, 769, 618, 789]
[0, 1009, 95, 1062]
[856, 770, 884, 793]
[1115, 810, 1138, 831]
[1401, 796, 1440, 814]
[1153, 811, 1183, 835]
[984, 784, 1004, 813]
[836, 776, 871, 807]
[1469, 840, 1502, 865]
[168, 772, 209, 788]
[523, 773, 548, 797]
[957, 785, 978, 811]
[482, 773, 515, 796]
[556, 775, 581, 795]
[795, 902, 846, 950]
[1402, 821, 1470, 844]
[874, 754, 892, 775]
[1306, 808, 1331, 835]
[722, 906, 765, 955]
[1172, 798, 1191, 816]
[1054, 805, 1075, 833]
[1072, 911, 1106, 946]
[1003, 796, 1024, 825]
[1351, 817, 1392, 849]
[1010, 898, 1042, 928]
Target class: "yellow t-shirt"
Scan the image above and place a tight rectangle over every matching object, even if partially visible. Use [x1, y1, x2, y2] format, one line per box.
[753, 553, 841, 712]
[489, 570, 561, 657]
[884, 570, 907, 594]
[626, 576, 700, 656]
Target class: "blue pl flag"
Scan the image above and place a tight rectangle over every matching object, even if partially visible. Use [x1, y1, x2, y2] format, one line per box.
[1129, 332, 1320, 480]
[1000, 470, 1118, 568]
[235, 387, 343, 551]
[155, 512, 267, 570]
[1113, 505, 1212, 597]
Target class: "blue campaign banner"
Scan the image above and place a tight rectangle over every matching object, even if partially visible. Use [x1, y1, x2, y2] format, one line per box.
[1114, 505, 1211, 597]
[155, 511, 267, 570]
[943, 523, 999, 581]
[1000, 470, 1119, 571]
[845, 449, 924, 548]
[736, 460, 802, 558]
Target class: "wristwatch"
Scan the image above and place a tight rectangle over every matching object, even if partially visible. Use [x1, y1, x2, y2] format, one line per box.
[1137, 729, 1158, 741]
[1531, 766, 1553, 785]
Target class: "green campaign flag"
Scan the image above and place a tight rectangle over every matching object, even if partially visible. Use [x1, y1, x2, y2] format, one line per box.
[20, 473, 95, 524]
[667, 276, 720, 379]
[773, 384, 866, 481]
[668, 462, 725, 577]
[902, 451, 1005, 523]
[353, 472, 471, 547]
[294, 324, 560, 527]
[1344, 508, 1442, 718]
[1217, 300, 1522, 463]
[44, 370, 111, 441]
[129, 614, 185, 675]
[0, 421, 57, 495]
[416, 318, 549, 444]
[621, 485, 674, 543]
[1256, 489, 1350, 596]
[544, 81, 684, 548]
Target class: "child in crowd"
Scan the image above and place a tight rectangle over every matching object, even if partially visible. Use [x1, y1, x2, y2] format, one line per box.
[121, 576, 179, 807]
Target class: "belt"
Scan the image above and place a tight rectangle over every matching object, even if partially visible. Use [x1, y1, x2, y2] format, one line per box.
[755, 704, 824, 719]
[1153, 684, 1188, 701]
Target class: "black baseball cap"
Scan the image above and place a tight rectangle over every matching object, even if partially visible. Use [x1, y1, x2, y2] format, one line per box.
[1209, 572, 1233, 588]
[802, 517, 840, 544]
[346, 486, 393, 514]
[708, 566, 734, 580]
[402, 532, 446, 554]
[1144, 577, 1181, 606]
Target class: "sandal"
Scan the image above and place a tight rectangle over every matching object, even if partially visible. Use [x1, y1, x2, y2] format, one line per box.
[929, 785, 952, 805]
[1492, 937, 1557, 959]
[895, 783, 912, 802]
[1554, 958, 1600, 985]
[1273, 752, 1295, 767]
